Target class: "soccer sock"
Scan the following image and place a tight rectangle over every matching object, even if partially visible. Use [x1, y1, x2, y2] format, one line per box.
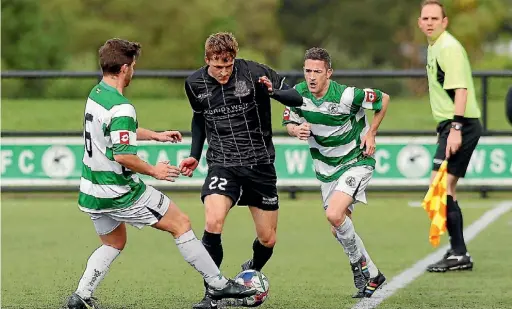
[75, 245, 121, 299]
[334, 216, 363, 264]
[251, 238, 274, 271]
[446, 195, 467, 255]
[175, 230, 228, 289]
[355, 233, 379, 278]
[201, 230, 224, 289]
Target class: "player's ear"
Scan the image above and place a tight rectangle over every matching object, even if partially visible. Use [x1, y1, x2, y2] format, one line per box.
[442, 16, 448, 28]
[204, 57, 210, 65]
[326, 68, 333, 79]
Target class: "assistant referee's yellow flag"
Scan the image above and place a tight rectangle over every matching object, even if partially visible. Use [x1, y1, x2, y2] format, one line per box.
[421, 160, 448, 247]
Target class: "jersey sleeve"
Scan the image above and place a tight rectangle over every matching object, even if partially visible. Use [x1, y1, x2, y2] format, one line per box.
[282, 106, 303, 126]
[440, 44, 468, 90]
[185, 80, 204, 113]
[352, 87, 383, 111]
[109, 104, 138, 155]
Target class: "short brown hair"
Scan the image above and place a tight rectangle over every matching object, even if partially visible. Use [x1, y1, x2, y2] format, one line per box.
[98, 38, 141, 75]
[421, 0, 447, 18]
[304, 47, 332, 69]
[205, 32, 239, 61]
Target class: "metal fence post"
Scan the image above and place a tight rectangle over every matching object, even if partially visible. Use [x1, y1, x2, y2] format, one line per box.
[481, 76, 488, 132]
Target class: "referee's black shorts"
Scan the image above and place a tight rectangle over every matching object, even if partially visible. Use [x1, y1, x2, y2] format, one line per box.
[432, 118, 482, 178]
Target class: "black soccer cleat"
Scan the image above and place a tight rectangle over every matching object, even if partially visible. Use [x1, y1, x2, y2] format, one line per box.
[350, 255, 370, 290]
[427, 250, 474, 273]
[361, 272, 386, 298]
[207, 279, 257, 300]
[241, 259, 254, 271]
[67, 293, 96, 309]
[192, 292, 217, 309]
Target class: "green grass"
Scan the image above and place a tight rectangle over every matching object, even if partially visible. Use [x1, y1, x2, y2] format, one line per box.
[2, 98, 510, 132]
[2, 192, 512, 309]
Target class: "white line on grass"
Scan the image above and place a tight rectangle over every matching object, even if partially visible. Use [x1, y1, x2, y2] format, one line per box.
[351, 201, 512, 309]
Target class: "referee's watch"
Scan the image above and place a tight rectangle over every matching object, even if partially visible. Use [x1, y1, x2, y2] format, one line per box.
[451, 123, 463, 131]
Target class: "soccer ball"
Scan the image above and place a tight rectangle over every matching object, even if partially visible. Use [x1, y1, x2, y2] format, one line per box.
[234, 270, 270, 307]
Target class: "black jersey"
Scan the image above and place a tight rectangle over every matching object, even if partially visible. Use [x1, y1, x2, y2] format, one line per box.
[185, 59, 287, 167]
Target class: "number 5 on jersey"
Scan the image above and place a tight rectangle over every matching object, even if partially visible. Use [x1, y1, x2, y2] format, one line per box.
[209, 176, 227, 191]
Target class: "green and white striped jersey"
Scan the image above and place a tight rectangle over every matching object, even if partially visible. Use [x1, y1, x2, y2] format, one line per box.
[78, 81, 146, 211]
[282, 80, 383, 183]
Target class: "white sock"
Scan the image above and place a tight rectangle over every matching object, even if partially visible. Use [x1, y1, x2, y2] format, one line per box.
[334, 216, 362, 264]
[355, 233, 379, 278]
[75, 245, 121, 299]
[175, 230, 228, 289]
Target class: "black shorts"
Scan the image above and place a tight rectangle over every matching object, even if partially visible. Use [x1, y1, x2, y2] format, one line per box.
[433, 118, 482, 178]
[201, 164, 279, 211]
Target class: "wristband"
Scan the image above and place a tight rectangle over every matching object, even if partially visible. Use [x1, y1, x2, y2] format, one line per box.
[453, 115, 464, 123]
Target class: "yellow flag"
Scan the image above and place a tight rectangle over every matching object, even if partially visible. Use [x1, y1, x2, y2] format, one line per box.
[421, 160, 448, 247]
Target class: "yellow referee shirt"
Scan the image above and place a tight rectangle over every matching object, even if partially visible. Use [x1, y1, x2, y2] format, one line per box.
[426, 31, 481, 123]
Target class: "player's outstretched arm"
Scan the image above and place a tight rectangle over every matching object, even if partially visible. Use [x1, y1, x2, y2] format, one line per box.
[114, 154, 180, 181]
[179, 113, 205, 177]
[258, 76, 302, 107]
[136, 128, 182, 143]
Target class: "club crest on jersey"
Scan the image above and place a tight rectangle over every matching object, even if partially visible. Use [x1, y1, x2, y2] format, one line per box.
[234, 81, 250, 97]
[328, 103, 339, 114]
[119, 131, 130, 145]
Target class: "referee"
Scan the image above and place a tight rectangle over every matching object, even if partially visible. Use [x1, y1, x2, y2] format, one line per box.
[418, 0, 482, 272]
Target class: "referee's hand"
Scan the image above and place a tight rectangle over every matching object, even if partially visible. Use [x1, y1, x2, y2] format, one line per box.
[445, 129, 462, 159]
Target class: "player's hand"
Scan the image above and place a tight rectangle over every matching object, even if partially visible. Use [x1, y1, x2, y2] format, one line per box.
[179, 157, 199, 177]
[361, 132, 376, 156]
[445, 129, 462, 159]
[154, 131, 182, 143]
[293, 123, 311, 140]
[152, 161, 180, 182]
[258, 76, 273, 93]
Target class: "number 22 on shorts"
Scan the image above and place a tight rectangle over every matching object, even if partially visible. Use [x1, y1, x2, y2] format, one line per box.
[209, 176, 227, 190]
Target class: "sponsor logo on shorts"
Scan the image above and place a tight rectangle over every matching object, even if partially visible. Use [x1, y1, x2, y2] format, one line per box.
[262, 196, 278, 205]
[119, 131, 130, 145]
[345, 176, 357, 188]
[157, 194, 164, 209]
[433, 158, 444, 164]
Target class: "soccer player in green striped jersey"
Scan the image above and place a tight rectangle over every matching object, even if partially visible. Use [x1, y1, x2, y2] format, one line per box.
[67, 38, 256, 309]
[283, 48, 389, 298]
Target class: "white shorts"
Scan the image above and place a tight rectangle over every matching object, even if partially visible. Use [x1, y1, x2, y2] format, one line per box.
[321, 165, 374, 213]
[85, 185, 171, 235]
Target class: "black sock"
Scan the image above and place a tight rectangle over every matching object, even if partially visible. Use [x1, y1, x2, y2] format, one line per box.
[202, 231, 223, 289]
[251, 238, 274, 271]
[446, 196, 467, 255]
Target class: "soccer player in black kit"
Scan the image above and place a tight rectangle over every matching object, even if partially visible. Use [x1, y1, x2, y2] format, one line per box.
[179, 32, 303, 309]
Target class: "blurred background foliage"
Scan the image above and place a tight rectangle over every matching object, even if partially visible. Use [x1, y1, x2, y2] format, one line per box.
[2, 0, 511, 99]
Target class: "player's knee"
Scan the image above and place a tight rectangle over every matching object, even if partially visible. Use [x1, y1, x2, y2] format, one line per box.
[325, 206, 345, 227]
[258, 232, 276, 248]
[174, 213, 192, 235]
[102, 237, 126, 251]
[205, 216, 225, 234]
